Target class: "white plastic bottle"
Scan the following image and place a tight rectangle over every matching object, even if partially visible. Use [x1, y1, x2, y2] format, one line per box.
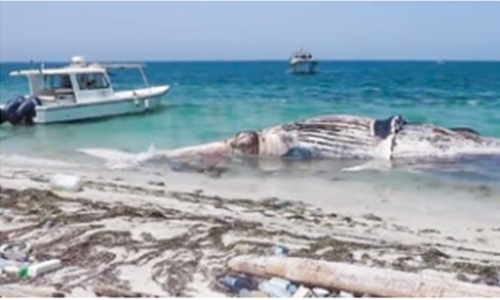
[49, 174, 83, 192]
[27, 259, 61, 278]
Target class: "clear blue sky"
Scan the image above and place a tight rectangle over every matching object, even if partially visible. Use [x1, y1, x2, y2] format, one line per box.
[1, 1, 499, 62]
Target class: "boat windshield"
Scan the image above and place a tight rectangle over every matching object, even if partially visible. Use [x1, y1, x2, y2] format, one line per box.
[76, 73, 110, 90]
[44, 74, 73, 90]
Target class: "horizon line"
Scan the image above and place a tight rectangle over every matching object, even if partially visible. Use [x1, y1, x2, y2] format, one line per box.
[1, 58, 500, 64]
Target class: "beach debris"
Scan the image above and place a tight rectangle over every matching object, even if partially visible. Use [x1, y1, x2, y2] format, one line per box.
[0, 257, 14, 272]
[0, 242, 31, 262]
[361, 213, 383, 222]
[238, 289, 268, 298]
[258, 280, 293, 297]
[0, 242, 61, 279]
[273, 245, 289, 256]
[228, 255, 500, 297]
[25, 259, 61, 278]
[272, 199, 290, 210]
[338, 291, 355, 298]
[93, 283, 160, 297]
[293, 285, 313, 298]
[233, 243, 252, 254]
[421, 247, 450, 264]
[311, 287, 330, 297]
[3, 259, 61, 279]
[219, 274, 255, 294]
[49, 174, 84, 192]
[0, 284, 66, 297]
[269, 277, 297, 293]
[238, 288, 252, 297]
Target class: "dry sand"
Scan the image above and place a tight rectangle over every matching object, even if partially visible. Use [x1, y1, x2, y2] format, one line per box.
[1, 154, 499, 297]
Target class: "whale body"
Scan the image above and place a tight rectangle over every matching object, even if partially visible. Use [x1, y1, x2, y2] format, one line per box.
[78, 114, 500, 170]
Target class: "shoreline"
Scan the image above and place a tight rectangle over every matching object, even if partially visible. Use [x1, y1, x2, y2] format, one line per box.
[1, 156, 499, 296]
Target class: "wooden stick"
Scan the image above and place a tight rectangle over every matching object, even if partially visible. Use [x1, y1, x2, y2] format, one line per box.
[93, 284, 159, 298]
[228, 255, 500, 298]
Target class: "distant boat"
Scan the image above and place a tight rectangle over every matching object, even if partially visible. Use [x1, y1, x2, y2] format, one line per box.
[288, 49, 318, 74]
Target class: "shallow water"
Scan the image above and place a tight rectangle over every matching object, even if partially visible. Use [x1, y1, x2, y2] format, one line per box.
[1, 61, 499, 187]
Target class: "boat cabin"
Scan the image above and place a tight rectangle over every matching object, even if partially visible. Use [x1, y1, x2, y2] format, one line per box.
[9, 56, 149, 106]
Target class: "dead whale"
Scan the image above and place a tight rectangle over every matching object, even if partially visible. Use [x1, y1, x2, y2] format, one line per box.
[78, 114, 500, 170]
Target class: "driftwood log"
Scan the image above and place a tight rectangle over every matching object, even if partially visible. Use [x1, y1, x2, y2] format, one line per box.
[228, 255, 500, 298]
[93, 284, 160, 298]
[0, 285, 65, 297]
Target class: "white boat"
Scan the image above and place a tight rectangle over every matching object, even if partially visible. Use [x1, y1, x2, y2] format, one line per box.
[288, 49, 318, 74]
[0, 56, 170, 125]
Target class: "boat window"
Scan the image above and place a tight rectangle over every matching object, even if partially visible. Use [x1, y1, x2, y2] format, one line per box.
[76, 73, 109, 90]
[43, 74, 73, 90]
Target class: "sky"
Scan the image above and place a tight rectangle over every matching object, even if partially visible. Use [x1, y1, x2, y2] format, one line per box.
[1, 1, 499, 62]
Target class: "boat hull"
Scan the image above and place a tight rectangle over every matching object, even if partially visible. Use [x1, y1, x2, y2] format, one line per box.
[33, 86, 170, 124]
[289, 61, 317, 74]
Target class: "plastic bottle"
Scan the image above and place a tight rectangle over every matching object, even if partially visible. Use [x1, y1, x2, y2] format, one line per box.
[312, 287, 330, 297]
[292, 285, 313, 298]
[339, 291, 355, 298]
[49, 174, 83, 192]
[238, 288, 252, 297]
[27, 259, 61, 278]
[268, 277, 296, 293]
[0, 258, 10, 271]
[258, 280, 292, 298]
[219, 275, 253, 293]
[273, 245, 289, 256]
[13, 259, 61, 278]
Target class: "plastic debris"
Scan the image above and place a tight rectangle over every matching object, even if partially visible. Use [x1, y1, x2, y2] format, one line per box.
[293, 285, 313, 298]
[220, 275, 254, 294]
[273, 200, 290, 210]
[273, 245, 289, 256]
[0, 242, 31, 262]
[0, 258, 11, 271]
[339, 291, 355, 298]
[312, 287, 330, 297]
[238, 288, 252, 297]
[258, 280, 293, 298]
[268, 277, 297, 294]
[49, 174, 84, 192]
[26, 259, 61, 278]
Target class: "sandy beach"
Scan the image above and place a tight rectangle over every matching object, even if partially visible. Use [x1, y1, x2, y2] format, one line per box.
[1, 154, 500, 297]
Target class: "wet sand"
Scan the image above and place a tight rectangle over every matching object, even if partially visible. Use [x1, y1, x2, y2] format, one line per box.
[1, 155, 499, 296]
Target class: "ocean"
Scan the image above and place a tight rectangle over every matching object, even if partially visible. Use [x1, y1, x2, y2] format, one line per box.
[1, 61, 499, 187]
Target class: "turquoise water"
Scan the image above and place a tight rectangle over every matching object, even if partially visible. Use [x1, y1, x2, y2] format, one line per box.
[1, 61, 499, 181]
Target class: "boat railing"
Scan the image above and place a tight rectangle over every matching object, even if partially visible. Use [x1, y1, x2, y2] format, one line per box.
[99, 64, 150, 89]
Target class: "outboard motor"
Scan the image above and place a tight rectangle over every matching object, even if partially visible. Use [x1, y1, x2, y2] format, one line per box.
[2, 96, 41, 125]
[0, 107, 7, 125]
[3, 96, 26, 125]
[16, 96, 41, 125]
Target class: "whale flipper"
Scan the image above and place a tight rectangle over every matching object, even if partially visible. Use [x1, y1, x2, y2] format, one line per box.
[78, 144, 160, 170]
[77, 148, 136, 161]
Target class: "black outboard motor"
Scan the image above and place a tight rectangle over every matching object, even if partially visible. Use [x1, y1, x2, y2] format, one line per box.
[16, 96, 41, 125]
[2, 96, 41, 125]
[0, 107, 7, 125]
[3, 96, 26, 125]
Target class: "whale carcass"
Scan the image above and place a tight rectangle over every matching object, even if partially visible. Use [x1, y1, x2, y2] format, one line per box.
[79, 114, 500, 170]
